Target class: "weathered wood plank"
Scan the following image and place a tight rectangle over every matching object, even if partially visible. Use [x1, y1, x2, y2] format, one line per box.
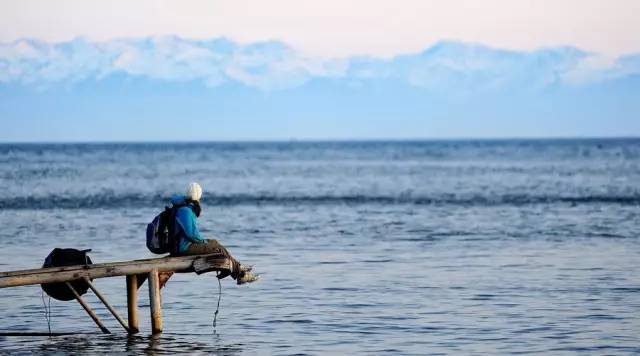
[0, 255, 213, 278]
[0, 254, 229, 289]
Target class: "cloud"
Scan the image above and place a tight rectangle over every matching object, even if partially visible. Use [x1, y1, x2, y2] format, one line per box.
[2, 0, 640, 58]
[562, 53, 640, 85]
[1, 37, 639, 91]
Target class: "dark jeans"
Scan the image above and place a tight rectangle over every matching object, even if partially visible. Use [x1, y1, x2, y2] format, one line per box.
[181, 239, 242, 280]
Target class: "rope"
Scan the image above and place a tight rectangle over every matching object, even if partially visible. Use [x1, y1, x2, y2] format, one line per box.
[212, 272, 222, 332]
[40, 290, 52, 336]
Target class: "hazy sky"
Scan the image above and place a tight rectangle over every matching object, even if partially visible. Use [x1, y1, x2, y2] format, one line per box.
[1, 1, 639, 141]
[2, 0, 639, 58]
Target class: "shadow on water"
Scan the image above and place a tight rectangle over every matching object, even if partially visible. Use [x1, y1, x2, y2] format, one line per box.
[1, 333, 244, 355]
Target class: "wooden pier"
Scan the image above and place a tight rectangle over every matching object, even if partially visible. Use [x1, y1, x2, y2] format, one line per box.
[0, 254, 231, 335]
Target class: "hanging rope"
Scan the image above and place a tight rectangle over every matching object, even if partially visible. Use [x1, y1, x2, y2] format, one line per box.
[40, 290, 52, 336]
[212, 272, 222, 332]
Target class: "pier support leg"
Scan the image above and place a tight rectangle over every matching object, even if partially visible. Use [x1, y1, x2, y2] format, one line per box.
[126, 274, 140, 334]
[65, 281, 110, 334]
[84, 277, 130, 332]
[148, 269, 163, 334]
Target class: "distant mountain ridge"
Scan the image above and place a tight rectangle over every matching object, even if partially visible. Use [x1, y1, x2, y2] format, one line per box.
[1, 37, 639, 140]
[1, 36, 638, 90]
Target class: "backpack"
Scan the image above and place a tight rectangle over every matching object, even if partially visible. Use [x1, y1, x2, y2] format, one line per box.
[41, 248, 93, 301]
[146, 206, 180, 255]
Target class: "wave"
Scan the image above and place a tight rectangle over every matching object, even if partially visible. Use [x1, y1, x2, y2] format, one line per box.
[1, 193, 638, 209]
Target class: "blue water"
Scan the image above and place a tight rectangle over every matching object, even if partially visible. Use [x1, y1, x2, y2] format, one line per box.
[0, 139, 639, 355]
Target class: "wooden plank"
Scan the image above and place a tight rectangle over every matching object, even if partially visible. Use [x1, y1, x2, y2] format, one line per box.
[0, 255, 206, 277]
[126, 275, 139, 334]
[84, 277, 130, 332]
[0, 254, 229, 289]
[148, 269, 163, 334]
[65, 282, 110, 334]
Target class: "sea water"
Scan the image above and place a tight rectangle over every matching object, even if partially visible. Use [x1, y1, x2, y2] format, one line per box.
[0, 139, 639, 355]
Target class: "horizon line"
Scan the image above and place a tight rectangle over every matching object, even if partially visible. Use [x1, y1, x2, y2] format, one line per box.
[1, 136, 638, 145]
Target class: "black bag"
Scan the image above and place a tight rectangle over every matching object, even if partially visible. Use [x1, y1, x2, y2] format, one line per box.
[147, 206, 179, 255]
[41, 248, 93, 301]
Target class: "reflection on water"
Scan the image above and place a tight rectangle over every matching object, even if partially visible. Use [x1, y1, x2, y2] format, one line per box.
[0, 333, 244, 355]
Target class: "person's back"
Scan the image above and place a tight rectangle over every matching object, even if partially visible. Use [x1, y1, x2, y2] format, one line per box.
[169, 194, 205, 254]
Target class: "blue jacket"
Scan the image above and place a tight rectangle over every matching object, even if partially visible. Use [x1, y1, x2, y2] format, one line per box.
[171, 195, 204, 253]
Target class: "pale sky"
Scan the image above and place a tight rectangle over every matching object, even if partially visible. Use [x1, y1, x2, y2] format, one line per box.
[1, 0, 639, 58]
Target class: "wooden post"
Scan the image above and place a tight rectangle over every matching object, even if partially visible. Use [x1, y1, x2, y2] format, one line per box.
[83, 277, 130, 332]
[126, 274, 139, 334]
[148, 269, 163, 334]
[65, 282, 110, 334]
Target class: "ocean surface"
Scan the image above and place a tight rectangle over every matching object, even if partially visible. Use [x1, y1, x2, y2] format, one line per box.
[0, 139, 639, 355]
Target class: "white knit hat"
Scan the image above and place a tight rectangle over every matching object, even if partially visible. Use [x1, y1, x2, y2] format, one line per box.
[186, 182, 203, 201]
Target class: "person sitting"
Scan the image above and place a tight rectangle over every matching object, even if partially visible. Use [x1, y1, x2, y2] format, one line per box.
[171, 182, 258, 285]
